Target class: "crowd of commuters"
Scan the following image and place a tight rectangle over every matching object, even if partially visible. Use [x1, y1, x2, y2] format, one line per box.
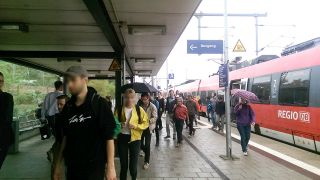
[0, 66, 256, 179]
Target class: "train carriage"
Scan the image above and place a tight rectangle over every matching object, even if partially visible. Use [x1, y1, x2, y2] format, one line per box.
[177, 46, 320, 152]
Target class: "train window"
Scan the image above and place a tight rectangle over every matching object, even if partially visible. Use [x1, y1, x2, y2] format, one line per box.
[230, 80, 241, 92]
[240, 79, 248, 90]
[252, 76, 271, 104]
[279, 69, 310, 106]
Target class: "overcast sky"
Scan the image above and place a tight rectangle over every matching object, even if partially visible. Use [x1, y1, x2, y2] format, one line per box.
[155, 0, 320, 89]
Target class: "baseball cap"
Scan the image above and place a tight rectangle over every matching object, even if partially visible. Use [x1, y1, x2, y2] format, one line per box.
[65, 66, 88, 77]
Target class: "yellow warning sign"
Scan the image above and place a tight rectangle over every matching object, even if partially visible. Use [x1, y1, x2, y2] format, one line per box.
[108, 59, 121, 71]
[233, 39, 246, 52]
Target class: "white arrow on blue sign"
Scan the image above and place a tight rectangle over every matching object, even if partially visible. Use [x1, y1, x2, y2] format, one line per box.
[187, 40, 223, 54]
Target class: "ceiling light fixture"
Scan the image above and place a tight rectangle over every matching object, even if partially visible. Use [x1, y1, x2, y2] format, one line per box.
[137, 74, 151, 77]
[88, 74, 96, 78]
[57, 58, 81, 62]
[0, 22, 29, 32]
[135, 58, 156, 63]
[135, 70, 152, 75]
[128, 25, 166, 36]
[87, 70, 102, 74]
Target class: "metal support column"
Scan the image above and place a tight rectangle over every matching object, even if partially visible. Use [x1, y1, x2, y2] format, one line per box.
[122, 51, 126, 85]
[197, 15, 201, 40]
[130, 76, 134, 83]
[220, 0, 239, 161]
[255, 16, 259, 56]
[166, 59, 169, 93]
[115, 61, 122, 109]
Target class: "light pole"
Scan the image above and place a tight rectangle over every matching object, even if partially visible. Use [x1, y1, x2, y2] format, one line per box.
[255, 16, 259, 56]
[219, 0, 239, 161]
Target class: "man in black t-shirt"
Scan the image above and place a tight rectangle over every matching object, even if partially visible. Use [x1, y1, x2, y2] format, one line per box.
[53, 66, 117, 180]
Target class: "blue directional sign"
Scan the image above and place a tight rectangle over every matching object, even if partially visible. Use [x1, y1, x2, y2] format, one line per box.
[187, 40, 223, 54]
[168, 73, 174, 79]
[219, 64, 228, 87]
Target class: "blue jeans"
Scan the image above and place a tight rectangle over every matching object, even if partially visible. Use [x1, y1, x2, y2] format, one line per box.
[237, 125, 251, 152]
[210, 112, 216, 125]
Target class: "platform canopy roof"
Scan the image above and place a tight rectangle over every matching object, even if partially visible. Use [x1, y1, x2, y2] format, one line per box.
[0, 0, 201, 78]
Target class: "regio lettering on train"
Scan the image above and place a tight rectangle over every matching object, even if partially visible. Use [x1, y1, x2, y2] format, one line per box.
[277, 110, 310, 123]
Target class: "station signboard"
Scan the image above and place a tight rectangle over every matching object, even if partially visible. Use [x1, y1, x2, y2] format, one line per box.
[187, 40, 223, 54]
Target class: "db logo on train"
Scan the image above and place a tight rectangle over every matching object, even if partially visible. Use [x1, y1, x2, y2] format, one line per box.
[277, 110, 311, 123]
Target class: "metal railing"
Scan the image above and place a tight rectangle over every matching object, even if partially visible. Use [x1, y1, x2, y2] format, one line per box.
[16, 114, 41, 132]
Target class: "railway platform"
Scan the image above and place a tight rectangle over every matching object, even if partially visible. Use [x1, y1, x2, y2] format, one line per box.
[0, 118, 319, 180]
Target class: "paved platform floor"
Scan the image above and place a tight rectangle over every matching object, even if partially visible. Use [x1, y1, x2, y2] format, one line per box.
[0, 119, 313, 180]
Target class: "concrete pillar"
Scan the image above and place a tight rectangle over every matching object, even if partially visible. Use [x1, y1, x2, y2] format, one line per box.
[115, 70, 122, 109]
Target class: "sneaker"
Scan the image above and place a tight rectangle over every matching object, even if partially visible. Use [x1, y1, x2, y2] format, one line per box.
[192, 129, 196, 136]
[139, 150, 145, 157]
[243, 152, 248, 156]
[175, 143, 180, 147]
[143, 163, 150, 170]
[164, 136, 170, 139]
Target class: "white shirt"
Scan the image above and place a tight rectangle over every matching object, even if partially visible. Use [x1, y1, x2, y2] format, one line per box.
[121, 107, 132, 135]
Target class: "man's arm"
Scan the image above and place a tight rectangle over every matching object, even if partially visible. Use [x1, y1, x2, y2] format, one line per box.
[106, 140, 116, 180]
[5, 94, 14, 123]
[98, 99, 117, 180]
[186, 107, 189, 121]
[53, 136, 66, 180]
[150, 105, 158, 124]
[194, 102, 200, 119]
[165, 97, 169, 112]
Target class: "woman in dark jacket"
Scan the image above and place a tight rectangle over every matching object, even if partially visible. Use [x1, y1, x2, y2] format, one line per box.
[234, 99, 255, 156]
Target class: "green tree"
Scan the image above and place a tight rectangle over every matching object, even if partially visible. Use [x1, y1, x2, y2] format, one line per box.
[88, 80, 115, 98]
[0, 60, 58, 118]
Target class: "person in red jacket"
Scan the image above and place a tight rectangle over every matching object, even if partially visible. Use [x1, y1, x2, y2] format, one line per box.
[173, 97, 189, 147]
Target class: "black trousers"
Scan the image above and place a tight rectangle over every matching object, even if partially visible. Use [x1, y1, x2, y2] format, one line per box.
[118, 134, 140, 180]
[157, 111, 163, 129]
[140, 128, 151, 163]
[188, 114, 195, 135]
[175, 120, 184, 143]
[0, 145, 9, 169]
[46, 115, 55, 138]
[155, 125, 160, 144]
[66, 163, 105, 180]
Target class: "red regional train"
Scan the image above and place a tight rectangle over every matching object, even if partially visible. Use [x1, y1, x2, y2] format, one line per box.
[176, 43, 320, 153]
